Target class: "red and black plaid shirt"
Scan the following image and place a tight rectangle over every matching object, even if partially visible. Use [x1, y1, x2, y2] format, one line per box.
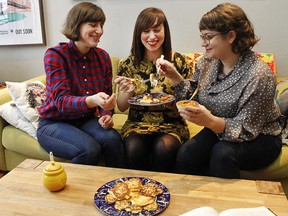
[38, 41, 113, 120]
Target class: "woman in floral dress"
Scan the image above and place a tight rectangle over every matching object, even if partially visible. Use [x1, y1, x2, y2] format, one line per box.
[114, 7, 192, 172]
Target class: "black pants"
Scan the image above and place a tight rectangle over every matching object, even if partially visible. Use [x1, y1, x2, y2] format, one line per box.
[175, 128, 282, 178]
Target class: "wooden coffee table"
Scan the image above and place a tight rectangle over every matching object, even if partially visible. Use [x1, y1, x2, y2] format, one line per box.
[0, 159, 287, 215]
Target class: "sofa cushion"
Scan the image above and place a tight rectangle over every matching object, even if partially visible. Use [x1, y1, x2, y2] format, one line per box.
[111, 56, 120, 93]
[184, 53, 204, 73]
[256, 53, 277, 76]
[5, 81, 46, 129]
[2, 125, 66, 162]
[276, 80, 288, 117]
[112, 113, 128, 132]
[275, 80, 288, 145]
[184, 53, 277, 76]
[240, 145, 288, 180]
[0, 102, 36, 138]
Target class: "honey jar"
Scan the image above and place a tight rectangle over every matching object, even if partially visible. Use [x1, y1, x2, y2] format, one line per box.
[42, 152, 67, 192]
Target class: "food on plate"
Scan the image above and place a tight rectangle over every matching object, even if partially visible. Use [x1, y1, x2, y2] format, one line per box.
[143, 200, 158, 211]
[140, 183, 163, 197]
[105, 193, 117, 204]
[140, 93, 160, 104]
[114, 200, 131, 210]
[139, 93, 172, 104]
[108, 182, 130, 200]
[105, 177, 163, 213]
[158, 95, 171, 101]
[129, 194, 154, 206]
[125, 177, 143, 192]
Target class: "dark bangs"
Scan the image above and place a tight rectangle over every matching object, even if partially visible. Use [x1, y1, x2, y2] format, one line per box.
[199, 10, 231, 33]
[139, 10, 165, 32]
[80, 4, 106, 25]
[199, 3, 259, 54]
[132, 7, 171, 67]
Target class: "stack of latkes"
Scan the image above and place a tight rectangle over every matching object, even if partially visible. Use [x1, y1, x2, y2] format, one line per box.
[105, 178, 163, 214]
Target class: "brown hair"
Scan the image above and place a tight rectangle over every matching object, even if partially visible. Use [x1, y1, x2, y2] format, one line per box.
[199, 3, 259, 54]
[131, 7, 172, 68]
[62, 2, 106, 41]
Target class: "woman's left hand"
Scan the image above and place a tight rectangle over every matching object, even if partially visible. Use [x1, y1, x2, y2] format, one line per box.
[99, 115, 114, 129]
[179, 103, 225, 133]
[179, 103, 213, 127]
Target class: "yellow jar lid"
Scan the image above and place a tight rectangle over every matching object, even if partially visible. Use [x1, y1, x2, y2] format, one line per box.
[44, 161, 62, 172]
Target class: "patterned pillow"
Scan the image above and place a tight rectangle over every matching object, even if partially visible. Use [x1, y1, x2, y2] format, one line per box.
[184, 53, 203, 73]
[184, 52, 276, 76]
[5, 81, 46, 129]
[256, 53, 277, 76]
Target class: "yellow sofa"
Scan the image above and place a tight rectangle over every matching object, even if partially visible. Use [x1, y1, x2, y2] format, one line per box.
[0, 55, 287, 182]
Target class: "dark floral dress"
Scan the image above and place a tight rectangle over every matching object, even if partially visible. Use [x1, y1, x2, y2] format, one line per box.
[118, 52, 193, 143]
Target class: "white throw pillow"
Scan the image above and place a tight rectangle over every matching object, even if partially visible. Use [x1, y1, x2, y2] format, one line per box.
[0, 101, 37, 139]
[5, 81, 46, 129]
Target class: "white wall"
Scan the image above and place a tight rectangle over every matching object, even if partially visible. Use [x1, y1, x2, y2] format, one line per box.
[1, 0, 287, 82]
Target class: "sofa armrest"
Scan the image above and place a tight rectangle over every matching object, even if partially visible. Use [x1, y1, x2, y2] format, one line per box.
[0, 88, 12, 106]
[0, 117, 7, 170]
[277, 77, 288, 83]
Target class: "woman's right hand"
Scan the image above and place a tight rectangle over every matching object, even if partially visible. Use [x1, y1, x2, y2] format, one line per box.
[114, 76, 135, 93]
[114, 76, 134, 112]
[157, 59, 184, 86]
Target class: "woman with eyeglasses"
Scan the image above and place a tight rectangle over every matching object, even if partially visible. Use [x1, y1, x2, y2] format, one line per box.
[157, 3, 285, 178]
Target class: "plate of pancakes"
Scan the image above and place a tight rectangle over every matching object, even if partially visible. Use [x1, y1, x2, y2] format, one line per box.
[94, 177, 170, 215]
[127, 93, 175, 106]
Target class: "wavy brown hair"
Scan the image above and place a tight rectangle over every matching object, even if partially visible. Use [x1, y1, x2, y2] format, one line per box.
[199, 3, 259, 54]
[131, 7, 172, 68]
[62, 2, 106, 41]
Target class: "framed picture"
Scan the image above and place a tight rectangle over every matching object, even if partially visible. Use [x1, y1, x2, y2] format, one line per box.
[0, 0, 46, 46]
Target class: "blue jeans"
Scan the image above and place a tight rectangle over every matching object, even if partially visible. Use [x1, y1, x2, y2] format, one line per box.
[37, 117, 126, 168]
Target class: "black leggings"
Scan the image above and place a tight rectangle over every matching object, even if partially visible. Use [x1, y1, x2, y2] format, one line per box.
[125, 133, 181, 172]
[175, 128, 282, 178]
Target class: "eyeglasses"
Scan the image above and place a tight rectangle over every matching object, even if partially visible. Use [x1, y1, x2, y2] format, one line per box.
[200, 32, 229, 45]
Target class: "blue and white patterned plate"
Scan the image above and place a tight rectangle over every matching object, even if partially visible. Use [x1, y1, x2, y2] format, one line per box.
[94, 177, 170, 216]
[127, 93, 175, 106]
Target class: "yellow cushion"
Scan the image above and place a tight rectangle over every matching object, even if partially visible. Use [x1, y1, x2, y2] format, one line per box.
[112, 113, 128, 132]
[110, 56, 120, 93]
[240, 145, 288, 180]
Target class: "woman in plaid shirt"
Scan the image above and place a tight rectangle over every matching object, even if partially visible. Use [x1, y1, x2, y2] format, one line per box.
[37, 2, 126, 168]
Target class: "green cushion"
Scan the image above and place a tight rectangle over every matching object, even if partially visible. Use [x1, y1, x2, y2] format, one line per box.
[2, 125, 66, 161]
[112, 114, 128, 132]
[240, 145, 288, 180]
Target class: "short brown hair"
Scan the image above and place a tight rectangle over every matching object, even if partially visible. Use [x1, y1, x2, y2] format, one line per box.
[62, 2, 106, 41]
[199, 3, 259, 54]
[131, 7, 172, 68]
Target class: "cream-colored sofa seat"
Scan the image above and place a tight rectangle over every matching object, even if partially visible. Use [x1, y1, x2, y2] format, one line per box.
[0, 55, 287, 183]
